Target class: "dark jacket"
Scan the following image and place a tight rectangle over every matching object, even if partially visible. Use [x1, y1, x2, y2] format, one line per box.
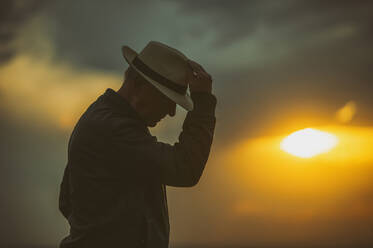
[59, 88, 217, 248]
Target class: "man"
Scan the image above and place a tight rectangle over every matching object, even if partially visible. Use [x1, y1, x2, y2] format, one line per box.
[59, 41, 217, 247]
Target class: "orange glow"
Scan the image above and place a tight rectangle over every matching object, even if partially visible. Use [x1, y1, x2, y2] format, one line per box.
[222, 125, 373, 219]
[336, 100, 357, 123]
[0, 54, 120, 131]
[280, 128, 338, 158]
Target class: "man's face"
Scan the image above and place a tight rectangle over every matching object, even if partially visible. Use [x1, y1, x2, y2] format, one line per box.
[138, 81, 177, 127]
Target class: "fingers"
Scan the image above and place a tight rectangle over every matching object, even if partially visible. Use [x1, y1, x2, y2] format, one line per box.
[187, 59, 212, 80]
[187, 59, 207, 73]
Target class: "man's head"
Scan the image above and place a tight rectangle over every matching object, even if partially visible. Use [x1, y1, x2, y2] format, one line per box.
[117, 66, 176, 127]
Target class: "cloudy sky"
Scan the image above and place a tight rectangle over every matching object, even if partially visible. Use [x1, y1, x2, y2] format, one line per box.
[1, 0, 373, 247]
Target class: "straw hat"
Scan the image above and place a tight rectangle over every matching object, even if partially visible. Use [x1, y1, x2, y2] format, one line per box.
[121, 41, 194, 111]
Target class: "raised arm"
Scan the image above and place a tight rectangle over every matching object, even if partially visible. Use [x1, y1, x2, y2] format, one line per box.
[110, 59, 216, 187]
[110, 91, 216, 187]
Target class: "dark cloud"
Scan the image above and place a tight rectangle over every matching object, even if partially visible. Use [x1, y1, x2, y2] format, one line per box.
[0, 0, 49, 64]
[43, 0, 169, 71]
[174, 1, 373, 47]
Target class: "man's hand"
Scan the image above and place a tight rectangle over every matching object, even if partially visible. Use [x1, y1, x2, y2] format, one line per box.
[187, 59, 212, 93]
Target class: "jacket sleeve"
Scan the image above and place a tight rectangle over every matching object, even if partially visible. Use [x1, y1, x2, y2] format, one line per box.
[110, 92, 217, 187]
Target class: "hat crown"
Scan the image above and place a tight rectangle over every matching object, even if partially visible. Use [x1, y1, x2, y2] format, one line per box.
[121, 40, 194, 111]
[137, 41, 189, 87]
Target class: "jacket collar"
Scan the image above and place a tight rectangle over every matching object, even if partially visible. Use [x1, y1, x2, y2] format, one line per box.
[102, 88, 146, 124]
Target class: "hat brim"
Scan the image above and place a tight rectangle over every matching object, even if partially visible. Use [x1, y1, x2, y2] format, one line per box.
[121, 45, 194, 111]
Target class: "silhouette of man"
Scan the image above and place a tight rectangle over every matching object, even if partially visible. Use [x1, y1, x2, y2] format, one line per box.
[58, 41, 217, 248]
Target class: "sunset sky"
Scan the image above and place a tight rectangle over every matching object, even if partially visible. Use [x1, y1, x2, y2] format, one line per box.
[1, 1, 373, 247]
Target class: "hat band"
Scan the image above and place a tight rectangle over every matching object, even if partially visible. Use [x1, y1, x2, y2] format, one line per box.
[132, 57, 187, 95]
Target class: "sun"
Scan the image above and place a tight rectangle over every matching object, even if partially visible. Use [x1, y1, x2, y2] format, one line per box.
[280, 128, 338, 158]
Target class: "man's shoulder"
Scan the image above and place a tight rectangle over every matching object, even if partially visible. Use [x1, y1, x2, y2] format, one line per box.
[73, 95, 153, 142]
[80, 97, 134, 125]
